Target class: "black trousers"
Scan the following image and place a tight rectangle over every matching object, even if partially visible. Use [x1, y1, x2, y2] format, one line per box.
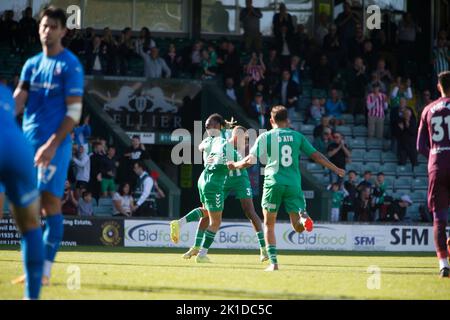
[397, 141, 418, 167]
[134, 201, 156, 217]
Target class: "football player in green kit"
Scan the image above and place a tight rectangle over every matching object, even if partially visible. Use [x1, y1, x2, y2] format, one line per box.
[171, 125, 269, 262]
[227, 106, 345, 271]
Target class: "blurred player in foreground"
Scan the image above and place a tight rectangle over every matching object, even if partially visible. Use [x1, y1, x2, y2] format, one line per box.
[13, 6, 84, 285]
[0, 84, 44, 299]
[417, 71, 450, 278]
[171, 125, 269, 262]
[227, 106, 345, 271]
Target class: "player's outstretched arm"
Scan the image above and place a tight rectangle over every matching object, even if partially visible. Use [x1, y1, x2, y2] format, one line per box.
[310, 151, 345, 178]
[227, 154, 257, 170]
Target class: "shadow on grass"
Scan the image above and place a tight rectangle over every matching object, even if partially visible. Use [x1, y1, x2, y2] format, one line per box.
[45, 281, 355, 300]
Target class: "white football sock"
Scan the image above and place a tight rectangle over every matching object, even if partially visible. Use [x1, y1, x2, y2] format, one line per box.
[439, 258, 449, 270]
[43, 260, 53, 278]
[198, 248, 208, 257]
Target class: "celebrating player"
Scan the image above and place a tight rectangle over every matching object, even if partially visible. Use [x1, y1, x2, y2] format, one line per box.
[13, 7, 84, 285]
[227, 106, 345, 271]
[0, 83, 44, 299]
[417, 71, 450, 278]
[171, 125, 269, 262]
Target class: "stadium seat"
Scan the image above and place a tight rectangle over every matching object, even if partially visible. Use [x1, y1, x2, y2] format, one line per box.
[383, 176, 395, 188]
[335, 125, 352, 137]
[341, 114, 354, 125]
[352, 126, 368, 137]
[355, 114, 366, 125]
[363, 152, 381, 163]
[363, 163, 379, 173]
[299, 124, 314, 136]
[394, 177, 412, 191]
[414, 164, 428, 177]
[351, 150, 365, 162]
[346, 163, 361, 173]
[348, 137, 366, 150]
[381, 152, 397, 163]
[411, 178, 428, 191]
[410, 190, 427, 203]
[395, 189, 411, 198]
[306, 162, 324, 174]
[407, 204, 421, 222]
[98, 198, 113, 207]
[396, 165, 413, 177]
[379, 163, 397, 175]
[366, 138, 383, 150]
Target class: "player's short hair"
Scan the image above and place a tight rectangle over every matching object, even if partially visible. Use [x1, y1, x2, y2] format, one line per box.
[438, 71, 450, 93]
[271, 105, 288, 122]
[40, 6, 67, 27]
[207, 113, 225, 127]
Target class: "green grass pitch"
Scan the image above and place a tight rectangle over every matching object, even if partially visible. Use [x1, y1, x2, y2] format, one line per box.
[0, 245, 448, 300]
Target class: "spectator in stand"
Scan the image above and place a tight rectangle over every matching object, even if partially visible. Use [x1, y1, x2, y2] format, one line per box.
[327, 132, 351, 184]
[361, 40, 378, 74]
[374, 58, 393, 91]
[207, 43, 218, 72]
[366, 83, 388, 139]
[136, 44, 171, 79]
[265, 48, 282, 94]
[224, 77, 240, 103]
[372, 172, 388, 221]
[431, 37, 450, 98]
[385, 195, 412, 222]
[68, 28, 85, 57]
[310, 97, 325, 125]
[416, 89, 433, 117]
[243, 52, 266, 89]
[390, 76, 413, 109]
[73, 145, 90, 196]
[272, 2, 294, 39]
[347, 23, 365, 63]
[200, 49, 217, 80]
[397, 13, 420, 77]
[118, 27, 134, 75]
[137, 27, 156, 52]
[290, 55, 304, 93]
[330, 182, 344, 222]
[313, 126, 331, 155]
[240, 0, 263, 53]
[312, 54, 334, 91]
[89, 142, 105, 204]
[3, 10, 19, 52]
[293, 24, 310, 58]
[347, 57, 368, 118]
[322, 24, 343, 73]
[19, 7, 38, 51]
[325, 88, 346, 126]
[122, 135, 148, 189]
[62, 180, 78, 216]
[313, 115, 331, 139]
[78, 191, 94, 217]
[335, 1, 361, 50]
[367, 72, 387, 94]
[132, 161, 155, 217]
[354, 187, 374, 222]
[273, 70, 300, 119]
[222, 41, 241, 85]
[216, 38, 229, 70]
[101, 27, 118, 75]
[342, 170, 359, 221]
[276, 25, 295, 69]
[251, 92, 268, 128]
[357, 170, 373, 193]
[86, 35, 108, 76]
[113, 182, 136, 217]
[315, 12, 329, 47]
[396, 108, 418, 167]
[164, 43, 182, 78]
[100, 146, 119, 198]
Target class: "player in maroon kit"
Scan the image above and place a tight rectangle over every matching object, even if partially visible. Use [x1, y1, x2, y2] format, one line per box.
[417, 71, 450, 278]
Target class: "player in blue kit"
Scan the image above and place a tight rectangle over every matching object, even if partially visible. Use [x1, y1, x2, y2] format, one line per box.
[13, 7, 84, 286]
[0, 84, 44, 299]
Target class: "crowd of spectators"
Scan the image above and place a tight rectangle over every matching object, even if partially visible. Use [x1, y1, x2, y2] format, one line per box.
[65, 115, 166, 217]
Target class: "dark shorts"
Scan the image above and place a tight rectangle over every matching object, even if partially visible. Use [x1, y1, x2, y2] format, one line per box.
[428, 170, 450, 214]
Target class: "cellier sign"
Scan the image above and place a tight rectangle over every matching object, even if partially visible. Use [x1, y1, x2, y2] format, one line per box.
[85, 78, 201, 131]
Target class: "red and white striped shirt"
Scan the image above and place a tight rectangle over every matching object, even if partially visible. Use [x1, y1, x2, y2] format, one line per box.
[367, 93, 388, 118]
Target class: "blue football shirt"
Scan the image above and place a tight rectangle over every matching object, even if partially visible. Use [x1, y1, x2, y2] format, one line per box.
[20, 48, 84, 147]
